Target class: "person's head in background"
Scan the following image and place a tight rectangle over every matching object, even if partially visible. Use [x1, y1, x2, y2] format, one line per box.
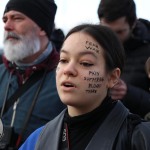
[2, 0, 57, 63]
[56, 24, 125, 116]
[98, 0, 137, 43]
[145, 57, 150, 79]
[51, 23, 65, 53]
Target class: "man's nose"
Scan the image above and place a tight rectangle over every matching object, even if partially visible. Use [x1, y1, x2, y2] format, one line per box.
[4, 20, 14, 31]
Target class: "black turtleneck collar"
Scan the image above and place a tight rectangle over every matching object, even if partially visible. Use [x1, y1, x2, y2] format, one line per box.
[63, 96, 116, 150]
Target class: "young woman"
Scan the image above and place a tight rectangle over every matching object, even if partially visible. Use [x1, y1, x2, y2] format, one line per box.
[19, 24, 150, 150]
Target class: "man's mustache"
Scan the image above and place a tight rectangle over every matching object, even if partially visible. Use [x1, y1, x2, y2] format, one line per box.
[4, 32, 21, 42]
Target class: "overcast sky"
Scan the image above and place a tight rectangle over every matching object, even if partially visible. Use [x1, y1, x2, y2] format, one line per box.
[0, 0, 150, 48]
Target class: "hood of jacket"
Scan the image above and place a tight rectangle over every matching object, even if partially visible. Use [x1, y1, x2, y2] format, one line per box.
[124, 18, 150, 51]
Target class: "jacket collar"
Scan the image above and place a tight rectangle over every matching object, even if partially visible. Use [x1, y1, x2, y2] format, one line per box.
[124, 19, 150, 51]
[2, 48, 59, 84]
[35, 101, 129, 150]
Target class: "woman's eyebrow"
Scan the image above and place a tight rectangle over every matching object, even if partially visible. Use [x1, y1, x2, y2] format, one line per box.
[78, 51, 97, 58]
[60, 49, 68, 54]
[60, 49, 97, 58]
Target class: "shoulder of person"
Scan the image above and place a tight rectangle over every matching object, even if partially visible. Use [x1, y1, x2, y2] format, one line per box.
[133, 18, 150, 42]
[19, 126, 44, 150]
[138, 18, 150, 29]
[131, 118, 150, 149]
[133, 120, 150, 134]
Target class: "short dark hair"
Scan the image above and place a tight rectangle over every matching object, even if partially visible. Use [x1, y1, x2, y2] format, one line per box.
[97, 0, 137, 27]
[65, 24, 125, 73]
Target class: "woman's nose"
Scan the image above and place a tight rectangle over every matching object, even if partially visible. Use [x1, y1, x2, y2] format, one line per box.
[63, 62, 77, 77]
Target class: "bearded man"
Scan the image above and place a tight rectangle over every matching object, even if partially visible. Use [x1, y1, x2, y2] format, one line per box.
[0, 0, 65, 149]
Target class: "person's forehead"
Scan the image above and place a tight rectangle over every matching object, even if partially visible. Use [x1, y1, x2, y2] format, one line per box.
[100, 17, 129, 29]
[3, 10, 38, 27]
[62, 32, 100, 53]
[66, 32, 98, 45]
[62, 32, 104, 57]
[4, 10, 26, 17]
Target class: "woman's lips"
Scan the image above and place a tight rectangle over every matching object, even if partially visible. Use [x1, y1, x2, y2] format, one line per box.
[61, 81, 77, 91]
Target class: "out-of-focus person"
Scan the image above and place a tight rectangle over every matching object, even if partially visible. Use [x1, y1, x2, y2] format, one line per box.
[0, 0, 65, 149]
[98, 0, 150, 119]
[51, 23, 65, 53]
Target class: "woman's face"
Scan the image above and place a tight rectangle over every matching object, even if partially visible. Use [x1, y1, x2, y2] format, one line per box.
[56, 32, 117, 116]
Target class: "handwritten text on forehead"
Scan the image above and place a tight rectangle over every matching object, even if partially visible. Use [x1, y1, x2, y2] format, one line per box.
[85, 41, 100, 54]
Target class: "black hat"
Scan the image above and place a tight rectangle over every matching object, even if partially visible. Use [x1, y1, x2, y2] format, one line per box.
[4, 0, 57, 39]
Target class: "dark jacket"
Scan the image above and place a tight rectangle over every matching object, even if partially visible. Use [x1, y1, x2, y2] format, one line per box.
[19, 101, 150, 150]
[121, 18, 150, 118]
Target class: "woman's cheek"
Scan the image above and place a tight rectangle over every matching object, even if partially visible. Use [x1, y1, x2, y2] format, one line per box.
[83, 70, 105, 94]
[56, 66, 60, 74]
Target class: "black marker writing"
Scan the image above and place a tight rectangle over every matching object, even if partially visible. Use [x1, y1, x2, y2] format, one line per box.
[86, 41, 99, 48]
[89, 71, 99, 76]
[84, 77, 104, 82]
[86, 89, 97, 93]
[88, 83, 102, 88]
[85, 41, 100, 54]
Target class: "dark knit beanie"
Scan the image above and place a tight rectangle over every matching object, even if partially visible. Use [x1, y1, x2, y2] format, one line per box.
[4, 0, 57, 39]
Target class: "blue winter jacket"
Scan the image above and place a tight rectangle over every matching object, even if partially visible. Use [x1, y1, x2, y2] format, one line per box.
[0, 52, 66, 143]
[19, 127, 43, 150]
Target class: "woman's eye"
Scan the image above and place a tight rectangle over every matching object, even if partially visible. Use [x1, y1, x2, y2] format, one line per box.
[59, 59, 68, 64]
[80, 62, 93, 67]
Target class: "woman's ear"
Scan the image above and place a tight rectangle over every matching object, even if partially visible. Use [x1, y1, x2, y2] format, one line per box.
[107, 68, 121, 88]
[145, 57, 150, 78]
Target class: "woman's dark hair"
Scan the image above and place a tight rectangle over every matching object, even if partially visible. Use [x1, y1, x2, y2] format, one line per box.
[64, 24, 125, 73]
[97, 0, 137, 27]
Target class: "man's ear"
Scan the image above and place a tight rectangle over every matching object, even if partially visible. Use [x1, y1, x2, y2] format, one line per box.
[131, 20, 137, 30]
[39, 29, 47, 36]
[107, 68, 121, 88]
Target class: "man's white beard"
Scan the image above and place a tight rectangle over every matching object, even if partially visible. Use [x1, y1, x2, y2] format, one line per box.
[3, 31, 40, 62]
